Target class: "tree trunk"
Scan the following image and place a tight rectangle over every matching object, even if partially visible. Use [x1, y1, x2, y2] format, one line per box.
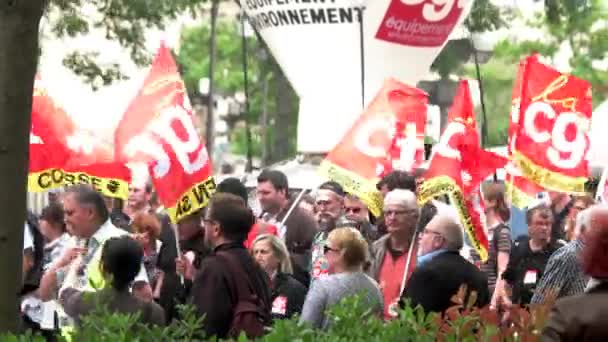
[205, 0, 219, 163]
[0, 0, 45, 333]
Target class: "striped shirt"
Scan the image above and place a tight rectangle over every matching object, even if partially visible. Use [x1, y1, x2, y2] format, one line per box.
[531, 239, 588, 304]
[471, 223, 512, 295]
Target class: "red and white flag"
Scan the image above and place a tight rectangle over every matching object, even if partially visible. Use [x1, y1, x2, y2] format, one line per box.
[512, 55, 592, 196]
[319, 79, 428, 217]
[419, 80, 507, 261]
[115, 44, 215, 223]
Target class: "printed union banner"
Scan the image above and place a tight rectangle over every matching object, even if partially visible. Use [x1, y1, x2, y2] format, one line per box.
[63, 162, 131, 200]
[241, 0, 473, 153]
[319, 78, 428, 217]
[375, 0, 467, 47]
[513, 56, 592, 194]
[116, 45, 215, 223]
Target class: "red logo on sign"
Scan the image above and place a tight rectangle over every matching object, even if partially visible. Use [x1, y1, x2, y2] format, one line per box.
[375, 0, 467, 47]
[272, 296, 287, 315]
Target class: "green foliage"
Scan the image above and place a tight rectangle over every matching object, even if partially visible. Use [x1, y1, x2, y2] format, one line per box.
[464, 58, 518, 147]
[493, 0, 608, 105]
[463, 0, 608, 147]
[45, 0, 208, 87]
[7, 295, 553, 341]
[178, 18, 298, 161]
[431, 0, 506, 78]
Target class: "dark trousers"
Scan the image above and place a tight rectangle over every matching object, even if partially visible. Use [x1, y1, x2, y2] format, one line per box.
[22, 314, 58, 342]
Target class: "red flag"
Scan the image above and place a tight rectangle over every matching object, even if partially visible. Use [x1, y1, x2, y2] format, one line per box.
[319, 79, 428, 217]
[503, 57, 546, 208]
[28, 76, 132, 199]
[419, 80, 506, 261]
[115, 44, 215, 223]
[513, 56, 592, 194]
[28, 77, 71, 192]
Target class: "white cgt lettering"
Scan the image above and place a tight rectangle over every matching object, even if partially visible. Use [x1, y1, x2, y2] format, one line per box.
[30, 132, 43, 145]
[353, 116, 393, 158]
[401, 0, 466, 22]
[125, 105, 208, 178]
[148, 106, 208, 175]
[434, 121, 465, 160]
[523, 101, 589, 169]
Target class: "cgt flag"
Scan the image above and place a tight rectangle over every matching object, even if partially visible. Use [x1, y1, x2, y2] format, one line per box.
[505, 56, 546, 208]
[512, 55, 592, 195]
[27, 76, 131, 199]
[418, 80, 507, 262]
[115, 44, 215, 223]
[319, 79, 428, 217]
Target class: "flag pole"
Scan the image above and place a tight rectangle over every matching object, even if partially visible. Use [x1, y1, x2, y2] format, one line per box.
[279, 188, 309, 227]
[358, 1, 365, 109]
[596, 168, 608, 203]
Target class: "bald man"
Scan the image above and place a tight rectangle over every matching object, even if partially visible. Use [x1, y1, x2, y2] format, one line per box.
[400, 213, 489, 314]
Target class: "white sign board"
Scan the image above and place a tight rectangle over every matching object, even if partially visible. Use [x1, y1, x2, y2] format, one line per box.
[241, 0, 474, 153]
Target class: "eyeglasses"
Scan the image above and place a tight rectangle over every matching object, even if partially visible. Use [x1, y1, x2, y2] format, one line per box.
[344, 207, 363, 214]
[384, 209, 416, 217]
[323, 245, 340, 254]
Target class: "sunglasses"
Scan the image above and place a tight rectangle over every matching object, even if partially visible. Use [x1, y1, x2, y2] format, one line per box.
[344, 207, 363, 214]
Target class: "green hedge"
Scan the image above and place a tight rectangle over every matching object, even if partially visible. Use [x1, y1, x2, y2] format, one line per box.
[3, 294, 550, 341]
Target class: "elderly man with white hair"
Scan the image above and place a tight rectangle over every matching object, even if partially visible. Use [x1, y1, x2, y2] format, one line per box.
[369, 189, 420, 320]
[399, 212, 490, 314]
[531, 206, 594, 304]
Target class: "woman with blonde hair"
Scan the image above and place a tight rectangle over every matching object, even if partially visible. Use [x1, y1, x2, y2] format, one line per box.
[300, 227, 383, 330]
[251, 234, 307, 320]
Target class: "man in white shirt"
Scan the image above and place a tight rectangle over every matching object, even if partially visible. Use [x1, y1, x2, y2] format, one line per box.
[38, 185, 151, 302]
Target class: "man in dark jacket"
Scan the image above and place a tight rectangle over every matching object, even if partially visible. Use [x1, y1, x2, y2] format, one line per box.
[401, 213, 489, 314]
[189, 193, 271, 339]
[256, 169, 318, 273]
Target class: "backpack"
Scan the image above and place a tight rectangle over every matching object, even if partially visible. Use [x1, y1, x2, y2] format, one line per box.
[217, 251, 271, 339]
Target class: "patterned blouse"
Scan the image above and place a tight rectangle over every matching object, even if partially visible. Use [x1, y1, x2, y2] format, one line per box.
[530, 239, 588, 304]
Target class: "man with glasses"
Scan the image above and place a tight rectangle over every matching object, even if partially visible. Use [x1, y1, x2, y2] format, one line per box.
[369, 189, 420, 320]
[400, 213, 489, 314]
[342, 193, 381, 243]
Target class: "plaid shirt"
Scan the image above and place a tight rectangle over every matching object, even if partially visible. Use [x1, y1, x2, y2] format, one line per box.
[531, 239, 588, 304]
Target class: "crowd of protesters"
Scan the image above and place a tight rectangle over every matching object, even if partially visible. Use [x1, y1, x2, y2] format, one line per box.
[18, 168, 608, 340]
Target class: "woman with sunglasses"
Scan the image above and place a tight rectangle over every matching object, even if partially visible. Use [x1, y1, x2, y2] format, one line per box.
[300, 227, 383, 330]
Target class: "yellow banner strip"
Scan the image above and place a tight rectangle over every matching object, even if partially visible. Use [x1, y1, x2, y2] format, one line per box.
[513, 151, 587, 194]
[63, 172, 129, 200]
[166, 177, 217, 224]
[318, 161, 383, 218]
[418, 176, 488, 262]
[505, 180, 537, 209]
[28, 169, 65, 193]
[28, 169, 130, 200]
